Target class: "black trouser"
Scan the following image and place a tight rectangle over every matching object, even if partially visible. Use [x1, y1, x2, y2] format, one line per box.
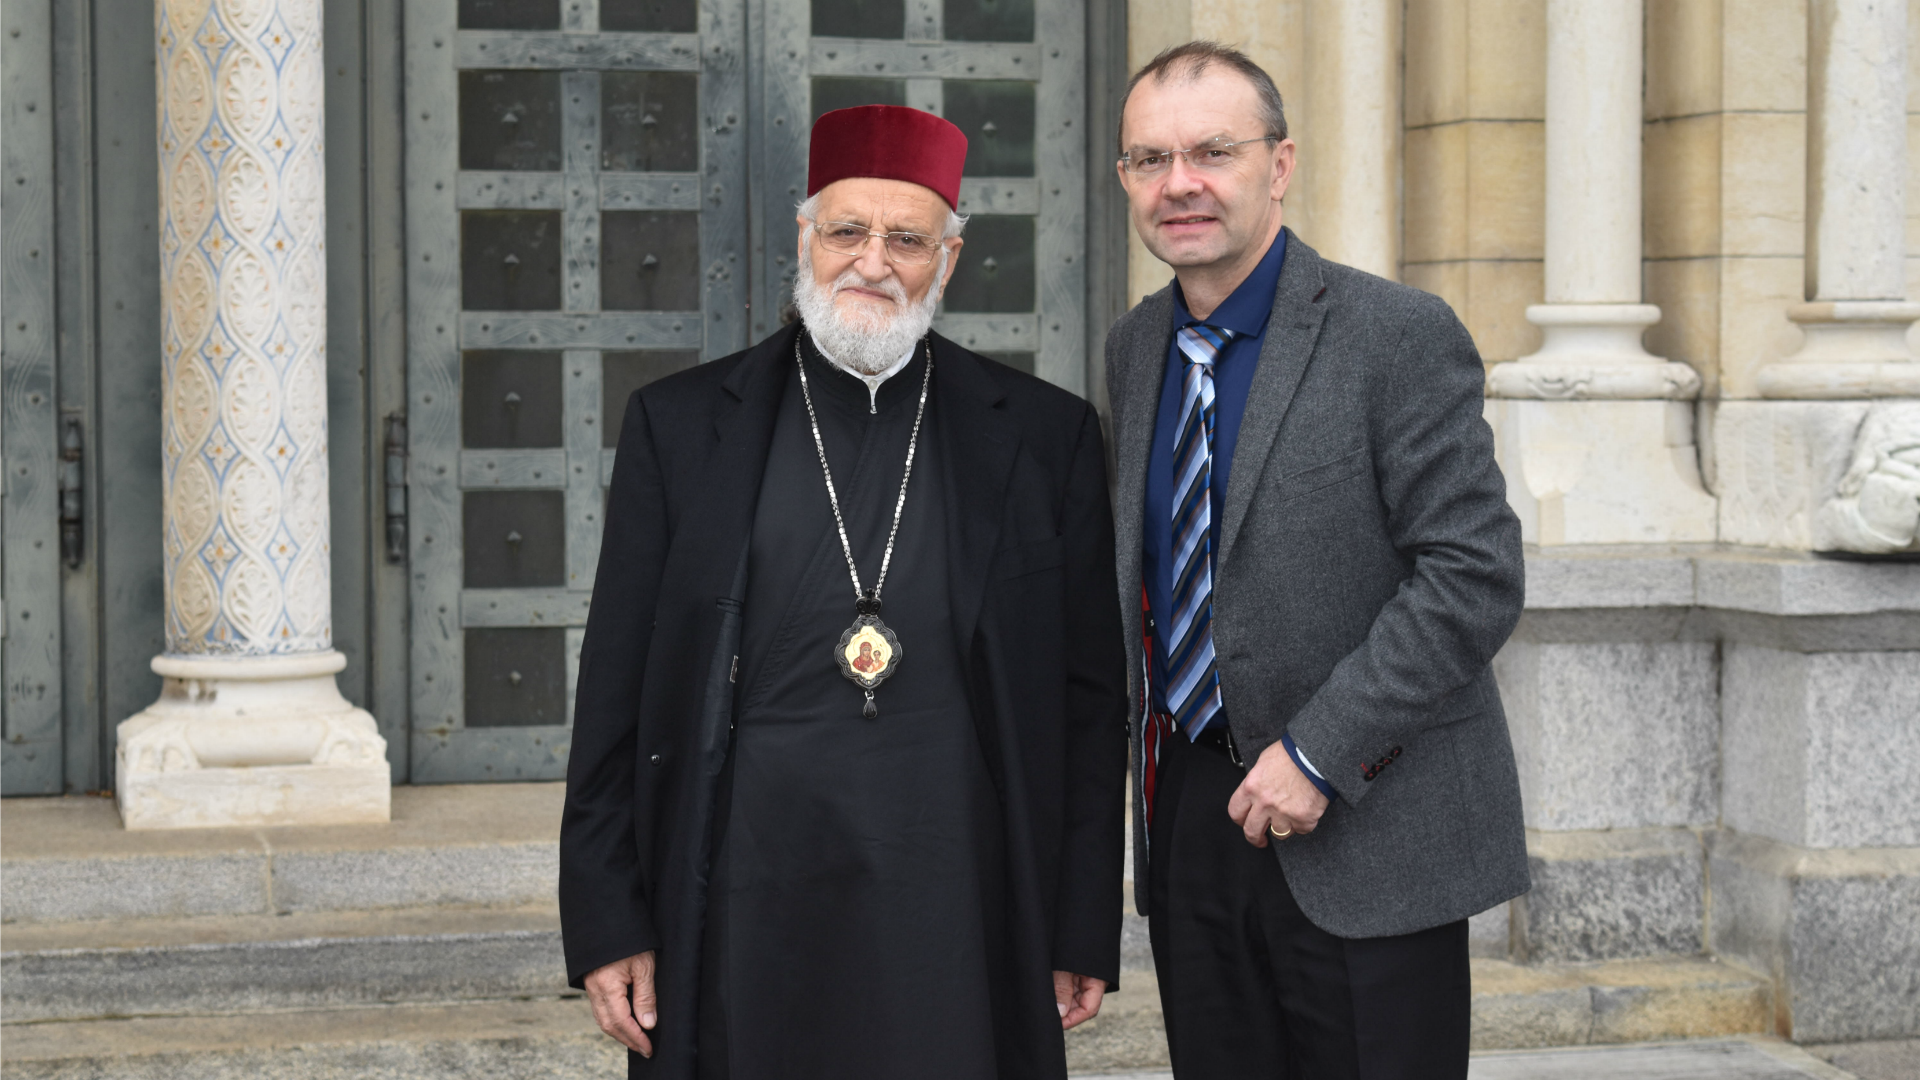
[1146, 725, 1470, 1080]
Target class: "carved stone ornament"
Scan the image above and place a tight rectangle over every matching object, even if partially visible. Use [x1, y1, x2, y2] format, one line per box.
[1816, 401, 1920, 555]
[1487, 304, 1704, 401]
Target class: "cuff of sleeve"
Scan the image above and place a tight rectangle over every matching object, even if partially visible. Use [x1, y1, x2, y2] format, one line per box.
[1282, 732, 1339, 802]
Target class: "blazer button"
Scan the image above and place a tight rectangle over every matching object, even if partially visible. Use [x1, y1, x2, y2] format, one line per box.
[649, 753, 663, 767]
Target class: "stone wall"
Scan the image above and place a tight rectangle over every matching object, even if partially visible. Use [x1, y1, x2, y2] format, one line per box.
[1487, 549, 1920, 1041]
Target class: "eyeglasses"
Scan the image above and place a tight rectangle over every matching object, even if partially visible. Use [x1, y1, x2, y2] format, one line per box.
[1118, 136, 1280, 177]
[811, 220, 944, 266]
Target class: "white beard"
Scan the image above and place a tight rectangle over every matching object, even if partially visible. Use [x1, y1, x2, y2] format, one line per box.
[791, 243, 944, 375]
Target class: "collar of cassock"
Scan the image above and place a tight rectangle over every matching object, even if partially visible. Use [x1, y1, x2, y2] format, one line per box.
[802, 328, 921, 413]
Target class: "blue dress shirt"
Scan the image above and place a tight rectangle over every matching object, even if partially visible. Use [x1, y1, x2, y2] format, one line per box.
[1141, 230, 1337, 800]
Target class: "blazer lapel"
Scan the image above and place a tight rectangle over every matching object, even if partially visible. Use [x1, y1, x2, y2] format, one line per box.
[1111, 285, 1176, 604]
[934, 335, 1020, 660]
[1217, 229, 1328, 569]
[670, 324, 797, 600]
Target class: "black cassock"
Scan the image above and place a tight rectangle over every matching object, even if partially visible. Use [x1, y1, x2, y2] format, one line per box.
[558, 320, 1128, 1080]
[697, 336, 1007, 1079]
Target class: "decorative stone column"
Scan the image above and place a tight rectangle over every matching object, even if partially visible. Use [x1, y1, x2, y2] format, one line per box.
[1717, 0, 1920, 555]
[116, 0, 388, 829]
[1486, 0, 1717, 544]
[1303, 0, 1400, 280]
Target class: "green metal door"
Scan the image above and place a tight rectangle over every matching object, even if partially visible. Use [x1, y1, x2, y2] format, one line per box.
[3, 0, 66, 795]
[402, 0, 1085, 782]
[404, 0, 749, 781]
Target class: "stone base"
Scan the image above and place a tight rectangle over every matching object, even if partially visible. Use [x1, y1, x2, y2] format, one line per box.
[1712, 399, 1865, 551]
[1515, 828, 1706, 963]
[1757, 301, 1920, 398]
[1710, 830, 1920, 1042]
[1490, 399, 1718, 544]
[116, 651, 389, 830]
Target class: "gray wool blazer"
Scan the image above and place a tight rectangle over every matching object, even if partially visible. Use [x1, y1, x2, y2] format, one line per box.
[1110, 229, 1531, 939]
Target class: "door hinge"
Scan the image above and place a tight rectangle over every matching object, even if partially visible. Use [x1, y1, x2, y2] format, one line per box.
[384, 413, 408, 563]
[58, 416, 84, 569]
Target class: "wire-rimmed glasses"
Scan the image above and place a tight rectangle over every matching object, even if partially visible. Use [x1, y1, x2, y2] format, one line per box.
[1118, 136, 1280, 177]
[810, 220, 944, 266]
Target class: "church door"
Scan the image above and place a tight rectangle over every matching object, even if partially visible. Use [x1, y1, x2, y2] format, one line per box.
[2, 2, 69, 795]
[752, 0, 1087, 389]
[403, 0, 750, 781]
[403, 0, 1085, 781]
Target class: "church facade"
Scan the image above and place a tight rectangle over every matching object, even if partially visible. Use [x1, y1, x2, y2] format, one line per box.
[3, 0, 1917, 1043]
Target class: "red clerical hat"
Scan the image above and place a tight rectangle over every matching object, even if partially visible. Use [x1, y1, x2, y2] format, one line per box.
[807, 105, 969, 210]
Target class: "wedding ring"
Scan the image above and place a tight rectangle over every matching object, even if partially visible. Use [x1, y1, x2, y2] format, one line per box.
[1268, 823, 1293, 840]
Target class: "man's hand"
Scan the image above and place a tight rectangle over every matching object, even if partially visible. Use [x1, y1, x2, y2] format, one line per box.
[585, 951, 658, 1057]
[1053, 970, 1107, 1030]
[1228, 740, 1330, 848]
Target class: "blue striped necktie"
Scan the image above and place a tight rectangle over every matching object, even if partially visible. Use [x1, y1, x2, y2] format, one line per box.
[1167, 323, 1233, 739]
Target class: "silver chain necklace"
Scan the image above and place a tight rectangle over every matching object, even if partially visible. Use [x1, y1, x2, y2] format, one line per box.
[793, 334, 932, 719]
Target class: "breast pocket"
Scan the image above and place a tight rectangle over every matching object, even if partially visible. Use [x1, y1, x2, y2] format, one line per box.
[1270, 447, 1367, 504]
[990, 535, 1066, 581]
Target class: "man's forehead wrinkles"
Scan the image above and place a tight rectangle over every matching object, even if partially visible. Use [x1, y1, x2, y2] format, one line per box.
[821, 202, 940, 234]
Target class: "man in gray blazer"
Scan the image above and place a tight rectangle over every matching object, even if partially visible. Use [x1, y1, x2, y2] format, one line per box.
[1108, 42, 1530, 1079]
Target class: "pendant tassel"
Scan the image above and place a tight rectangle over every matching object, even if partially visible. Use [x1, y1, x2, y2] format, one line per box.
[863, 690, 877, 720]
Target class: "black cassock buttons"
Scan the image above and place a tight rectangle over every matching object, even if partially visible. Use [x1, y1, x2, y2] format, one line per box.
[649, 753, 663, 767]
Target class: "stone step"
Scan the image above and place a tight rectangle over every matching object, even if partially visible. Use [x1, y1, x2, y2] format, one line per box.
[0, 905, 566, 1022]
[0, 785, 1777, 1069]
[0, 991, 1803, 1080]
[0, 999, 620, 1080]
[2, 895, 1771, 1046]
[0, 784, 563, 924]
[1471, 956, 1775, 1049]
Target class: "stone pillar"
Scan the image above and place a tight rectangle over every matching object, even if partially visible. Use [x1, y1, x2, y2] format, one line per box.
[1303, 0, 1399, 280]
[1762, 0, 1920, 400]
[116, 0, 388, 829]
[1486, 0, 1717, 544]
[1718, 0, 1920, 555]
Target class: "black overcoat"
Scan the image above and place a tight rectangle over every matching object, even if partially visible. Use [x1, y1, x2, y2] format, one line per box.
[559, 322, 1130, 1079]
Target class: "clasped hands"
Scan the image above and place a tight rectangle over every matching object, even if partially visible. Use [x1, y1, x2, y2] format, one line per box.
[1227, 739, 1330, 848]
[585, 953, 1106, 1056]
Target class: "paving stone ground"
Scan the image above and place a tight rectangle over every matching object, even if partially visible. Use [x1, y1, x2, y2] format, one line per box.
[1073, 1036, 1876, 1080]
[1809, 1039, 1920, 1080]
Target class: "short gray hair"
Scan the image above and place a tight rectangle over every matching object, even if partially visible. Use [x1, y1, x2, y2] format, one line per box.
[1118, 41, 1288, 152]
[796, 191, 968, 239]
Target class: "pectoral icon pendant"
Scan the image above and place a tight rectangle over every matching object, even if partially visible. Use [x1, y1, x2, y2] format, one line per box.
[836, 594, 902, 719]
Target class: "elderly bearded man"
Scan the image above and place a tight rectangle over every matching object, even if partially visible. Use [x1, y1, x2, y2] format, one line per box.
[559, 105, 1130, 1080]
[1108, 43, 1529, 1080]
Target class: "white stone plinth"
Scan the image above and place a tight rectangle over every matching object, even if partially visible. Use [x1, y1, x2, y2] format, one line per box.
[1491, 399, 1717, 545]
[117, 651, 389, 830]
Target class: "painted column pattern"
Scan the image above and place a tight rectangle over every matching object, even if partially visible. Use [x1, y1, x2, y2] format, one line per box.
[116, 0, 387, 829]
[156, 0, 331, 656]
